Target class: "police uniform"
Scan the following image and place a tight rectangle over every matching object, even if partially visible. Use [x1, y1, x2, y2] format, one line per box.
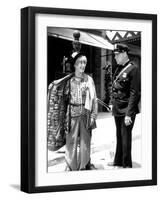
[111, 44, 140, 168]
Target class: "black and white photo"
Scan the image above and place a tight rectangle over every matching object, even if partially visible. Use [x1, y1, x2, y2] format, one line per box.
[47, 28, 141, 172]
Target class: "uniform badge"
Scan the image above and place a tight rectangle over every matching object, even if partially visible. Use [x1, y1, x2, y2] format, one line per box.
[122, 72, 127, 78]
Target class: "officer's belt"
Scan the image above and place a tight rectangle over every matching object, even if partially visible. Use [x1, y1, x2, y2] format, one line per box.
[113, 92, 125, 99]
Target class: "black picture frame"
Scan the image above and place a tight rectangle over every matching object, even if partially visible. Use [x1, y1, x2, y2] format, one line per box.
[21, 6, 157, 193]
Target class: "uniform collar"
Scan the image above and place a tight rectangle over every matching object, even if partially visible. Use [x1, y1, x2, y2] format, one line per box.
[114, 60, 130, 77]
[123, 60, 130, 67]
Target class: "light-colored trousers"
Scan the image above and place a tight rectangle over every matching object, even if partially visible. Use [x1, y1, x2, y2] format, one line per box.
[65, 115, 91, 171]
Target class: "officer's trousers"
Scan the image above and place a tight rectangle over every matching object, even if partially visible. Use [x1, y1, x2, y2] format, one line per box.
[114, 115, 136, 167]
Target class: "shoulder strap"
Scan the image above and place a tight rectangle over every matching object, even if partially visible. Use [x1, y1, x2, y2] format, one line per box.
[113, 63, 132, 85]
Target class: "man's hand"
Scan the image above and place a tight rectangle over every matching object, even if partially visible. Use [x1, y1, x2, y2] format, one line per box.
[124, 116, 132, 126]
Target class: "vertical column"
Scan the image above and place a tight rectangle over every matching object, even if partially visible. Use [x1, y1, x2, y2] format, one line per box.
[101, 31, 108, 103]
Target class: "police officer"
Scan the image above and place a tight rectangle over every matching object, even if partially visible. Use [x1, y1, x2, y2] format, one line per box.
[108, 43, 140, 168]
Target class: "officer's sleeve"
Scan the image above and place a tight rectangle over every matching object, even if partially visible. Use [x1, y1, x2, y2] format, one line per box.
[126, 66, 140, 117]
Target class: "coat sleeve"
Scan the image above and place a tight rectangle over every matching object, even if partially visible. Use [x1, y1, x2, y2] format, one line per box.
[90, 78, 98, 120]
[126, 65, 140, 117]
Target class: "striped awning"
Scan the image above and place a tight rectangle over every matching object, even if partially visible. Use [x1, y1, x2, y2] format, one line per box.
[48, 28, 114, 50]
[105, 30, 141, 44]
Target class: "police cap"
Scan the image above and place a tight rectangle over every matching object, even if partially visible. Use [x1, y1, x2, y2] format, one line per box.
[114, 43, 130, 53]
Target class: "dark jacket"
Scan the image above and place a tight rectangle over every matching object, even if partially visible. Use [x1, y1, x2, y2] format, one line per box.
[112, 61, 140, 117]
[47, 74, 72, 151]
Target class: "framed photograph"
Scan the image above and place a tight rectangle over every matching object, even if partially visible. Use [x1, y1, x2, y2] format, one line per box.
[21, 6, 157, 193]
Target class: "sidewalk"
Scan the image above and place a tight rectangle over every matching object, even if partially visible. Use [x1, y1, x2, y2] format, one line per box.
[48, 112, 141, 172]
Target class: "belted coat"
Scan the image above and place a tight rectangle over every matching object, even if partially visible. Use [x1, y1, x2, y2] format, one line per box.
[111, 61, 140, 117]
